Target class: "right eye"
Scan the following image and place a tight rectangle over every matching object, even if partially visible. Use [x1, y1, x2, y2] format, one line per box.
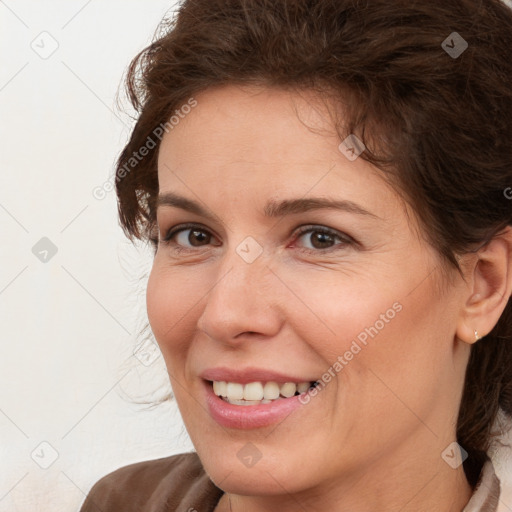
[161, 223, 220, 250]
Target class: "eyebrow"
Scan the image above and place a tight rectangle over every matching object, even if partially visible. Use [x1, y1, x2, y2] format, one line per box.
[157, 192, 378, 220]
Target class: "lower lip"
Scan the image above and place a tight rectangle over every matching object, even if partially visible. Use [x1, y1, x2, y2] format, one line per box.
[203, 380, 308, 429]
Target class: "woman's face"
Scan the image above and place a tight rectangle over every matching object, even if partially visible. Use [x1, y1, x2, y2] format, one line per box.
[147, 85, 470, 498]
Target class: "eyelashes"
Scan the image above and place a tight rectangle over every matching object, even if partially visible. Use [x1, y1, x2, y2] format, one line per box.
[160, 222, 356, 254]
[161, 223, 218, 248]
[291, 225, 354, 252]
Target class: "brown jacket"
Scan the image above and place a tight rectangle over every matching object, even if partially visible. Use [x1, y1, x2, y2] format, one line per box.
[79, 452, 223, 512]
[79, 451, 501, 512]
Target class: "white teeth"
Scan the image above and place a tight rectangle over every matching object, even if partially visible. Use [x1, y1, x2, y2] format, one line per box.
[212, 380, 313, 403]
[226, 382, 244, 400]
[213, 381, 227, 397]
[244, 382, 264, 401]
[263, 381, 280, 400]
[226, 399, 265, 406]
[280, 382, 297, 398]
[297, 382, 310, 393]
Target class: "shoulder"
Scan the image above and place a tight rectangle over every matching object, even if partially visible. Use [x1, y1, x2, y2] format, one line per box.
[79, 451, 223, 512]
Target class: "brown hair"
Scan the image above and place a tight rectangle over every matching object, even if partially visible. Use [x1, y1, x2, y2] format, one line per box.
[115, 0, 512, 487]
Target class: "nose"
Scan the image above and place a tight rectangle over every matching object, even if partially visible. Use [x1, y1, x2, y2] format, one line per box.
[196, 246, 283, 346]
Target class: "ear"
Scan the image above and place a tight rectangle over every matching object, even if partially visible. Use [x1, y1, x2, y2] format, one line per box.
[456, 226, 512, 344]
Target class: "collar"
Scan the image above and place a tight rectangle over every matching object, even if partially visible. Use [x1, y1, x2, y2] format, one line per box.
[464, 409, 512, 512]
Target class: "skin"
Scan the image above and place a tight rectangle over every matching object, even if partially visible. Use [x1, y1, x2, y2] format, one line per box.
[146, 84, 512, 512]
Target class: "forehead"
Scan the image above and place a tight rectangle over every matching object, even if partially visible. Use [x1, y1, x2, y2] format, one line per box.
[156, 84, 407, 226]
[158, 85, 336, 167]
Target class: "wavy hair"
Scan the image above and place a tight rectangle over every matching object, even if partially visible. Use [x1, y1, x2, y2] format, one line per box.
[114, 0, 512, 487]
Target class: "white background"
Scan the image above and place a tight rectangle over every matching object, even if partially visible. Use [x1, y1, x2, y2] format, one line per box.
[2, 1, 512, 511]
[0, 2, 193, 511]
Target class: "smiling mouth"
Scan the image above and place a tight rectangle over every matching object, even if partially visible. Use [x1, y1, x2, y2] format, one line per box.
[209, 380, 319, 406]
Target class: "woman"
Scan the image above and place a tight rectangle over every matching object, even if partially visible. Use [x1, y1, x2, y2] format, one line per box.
[79, 0, 512, 510]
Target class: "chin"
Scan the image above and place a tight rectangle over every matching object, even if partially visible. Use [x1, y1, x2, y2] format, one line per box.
[197, 444, 317, 497]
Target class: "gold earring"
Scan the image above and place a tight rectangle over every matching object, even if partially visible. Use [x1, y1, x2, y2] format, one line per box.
[474, 330, 481, 341]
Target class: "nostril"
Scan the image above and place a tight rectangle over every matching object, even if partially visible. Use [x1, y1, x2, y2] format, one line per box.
[234, 331, 259, 338]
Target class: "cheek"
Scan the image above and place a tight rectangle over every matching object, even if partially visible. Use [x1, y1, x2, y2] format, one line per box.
[329, 275, 450, 424]
[285, 262, 444, 393]
[277, 266, 404, 361]
[146, 264, 198, 350]
[146, 265, 167, 340]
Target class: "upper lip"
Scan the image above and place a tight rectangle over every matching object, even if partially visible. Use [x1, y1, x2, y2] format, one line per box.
[200, 366, 316, 385]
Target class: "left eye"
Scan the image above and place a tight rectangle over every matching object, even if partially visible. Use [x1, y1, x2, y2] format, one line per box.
[293, 226, 350, 251]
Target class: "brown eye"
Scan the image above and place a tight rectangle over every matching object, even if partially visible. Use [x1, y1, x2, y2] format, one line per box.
[307, 231, 336, 249]
[188, 229, 211, 246]
[173, 228, 212, 247]
[294, 226, 352, 252]
[161, 223, 219, 250]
